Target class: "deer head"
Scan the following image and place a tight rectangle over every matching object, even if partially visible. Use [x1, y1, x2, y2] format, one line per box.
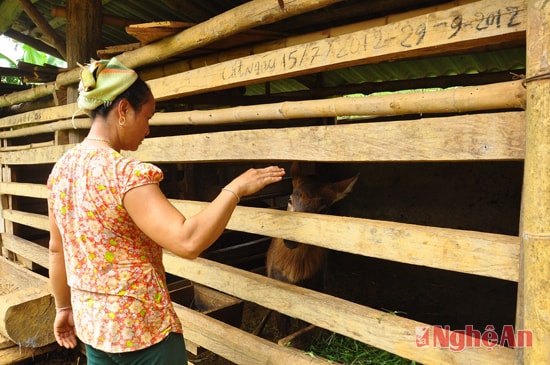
[284, 162, 359, 248]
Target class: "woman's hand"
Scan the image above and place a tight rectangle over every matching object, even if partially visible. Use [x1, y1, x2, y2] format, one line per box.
[226, 165, 285, 199]
[53, 309, 77, 349]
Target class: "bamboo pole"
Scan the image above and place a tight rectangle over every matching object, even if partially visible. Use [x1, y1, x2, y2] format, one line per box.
[148, 80, 524, 126]
[0, 0, 343, 108]
[0, 80, 526, 139]
[516, 1, 550, 364]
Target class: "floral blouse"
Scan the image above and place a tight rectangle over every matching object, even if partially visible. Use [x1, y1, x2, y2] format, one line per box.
[47, 144, 182, 353]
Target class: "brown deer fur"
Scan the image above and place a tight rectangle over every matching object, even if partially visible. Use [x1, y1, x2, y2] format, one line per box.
[262, 162, 358, 336]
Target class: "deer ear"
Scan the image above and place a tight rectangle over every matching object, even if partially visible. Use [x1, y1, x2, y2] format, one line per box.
[333, 173, 359, 202]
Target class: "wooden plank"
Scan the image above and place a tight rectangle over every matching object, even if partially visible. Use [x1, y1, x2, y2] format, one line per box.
[0, 103, 80, 130]
[0, 144, 71, 165]
[0, 162, 13, 259]
[0, 111, 526, 165]
[0, 258, 55, 347]
[0, 342, 59, 364]
[0, 182, 47, 199]
[148, 0, 527, 101]
[1, 233, 49, 269]
[129, 111, 526, 163]
[173, 303, 331, 365]
[0, 175, 520, 282]
[140, 0, 478, 81]
[0, 199, 519, 281]
[516, 1, 550, 364]
[170, 201, 520, 282]
[165, 255, 515, 365]
[126, 21, 194, 44]
[1, 210, 49, 231]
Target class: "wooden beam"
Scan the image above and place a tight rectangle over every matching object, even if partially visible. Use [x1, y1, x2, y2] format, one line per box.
[0, 182, 47, 199]
[130, 111, 526, 163]
[17, 0, 66, 60]
[165, 255, 515, 365]
[3, 29, 63, 60]
[148, 0, 527, 101]
[1, 210, 49, 231]
[1, 233, 49, 269]
[148, 80, 525, 126]
[0, 257, 55, 347]
[174, 304, 330, 365]
[139, 0, 479, 81]
[113, 0, 344, 69]
[0, 112, 526, 164]
[0, 0, 24, 34]
[0, 196, 519, 281]
[171, 201, 520, 282]
[0, 342, 59, 363]
[516, 1, 550, 364]
[0, 103, 79, 130]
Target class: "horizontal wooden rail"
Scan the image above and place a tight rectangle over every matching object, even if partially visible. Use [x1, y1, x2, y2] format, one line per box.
[1, 233, 49, 269]
[0, 183, 47, 199]
[1, 210, 49, 231]
[172, 201, 520, 282]
[0, 81, 525, 139]
[164, 255, 514, 365]
[174, 304, 331, 365]
[0, 183, 519, 281]
[0, 111, 525, 164]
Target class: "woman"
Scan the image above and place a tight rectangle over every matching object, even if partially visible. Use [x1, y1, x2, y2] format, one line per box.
[47, 58, 285, 364]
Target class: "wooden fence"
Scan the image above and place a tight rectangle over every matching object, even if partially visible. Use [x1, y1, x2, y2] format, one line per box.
[0, 0, 548, 364]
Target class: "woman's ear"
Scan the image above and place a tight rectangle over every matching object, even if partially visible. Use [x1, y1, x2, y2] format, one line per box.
[116, 99, 130, 118]
[115, 99, 131, 126]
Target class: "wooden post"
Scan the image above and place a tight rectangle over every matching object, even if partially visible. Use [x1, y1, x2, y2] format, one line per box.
[517, 1, 550, 364]
[61, 0, 102, 145]
[66, 0, 101, 102]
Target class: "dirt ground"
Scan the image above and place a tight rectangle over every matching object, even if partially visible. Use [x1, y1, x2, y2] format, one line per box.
[21, 249, 517, 365]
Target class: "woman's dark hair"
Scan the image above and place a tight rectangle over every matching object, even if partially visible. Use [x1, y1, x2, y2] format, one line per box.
[91, 78, 152, 119]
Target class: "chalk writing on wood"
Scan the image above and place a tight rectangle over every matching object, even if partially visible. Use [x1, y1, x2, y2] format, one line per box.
[221, 2, 524, 81]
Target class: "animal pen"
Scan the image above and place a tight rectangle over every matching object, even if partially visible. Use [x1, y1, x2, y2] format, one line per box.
[0, 0, 548, 364]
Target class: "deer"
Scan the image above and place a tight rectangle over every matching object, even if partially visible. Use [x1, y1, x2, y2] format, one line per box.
[255, 162, 359, 338]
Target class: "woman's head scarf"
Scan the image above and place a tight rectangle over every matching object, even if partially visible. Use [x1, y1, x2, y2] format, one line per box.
[77, 58, 138, 114]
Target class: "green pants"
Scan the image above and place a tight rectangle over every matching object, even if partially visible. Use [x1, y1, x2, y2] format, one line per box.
[85, 332, 188, 365]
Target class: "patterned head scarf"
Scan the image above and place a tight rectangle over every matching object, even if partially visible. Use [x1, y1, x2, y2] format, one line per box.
[77, 58, 138, 114]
